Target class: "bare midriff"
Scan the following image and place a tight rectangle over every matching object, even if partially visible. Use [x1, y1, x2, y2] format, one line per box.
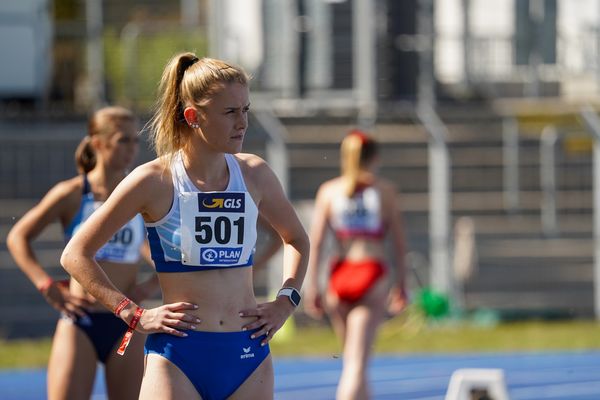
[159, 267, 257, 332]
[336, 238, 386, 262]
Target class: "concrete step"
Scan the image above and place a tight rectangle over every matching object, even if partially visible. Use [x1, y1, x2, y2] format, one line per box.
[404, 214, 593, 236]
[286, 137, 594, 199]
[463, 286, 593, 317]
[282, 120, 509, 145]
[287, 139, 558, 169]
[377, 190, 593, 214]
[477, 238, 593, 259]
[466, 260, 593, 286]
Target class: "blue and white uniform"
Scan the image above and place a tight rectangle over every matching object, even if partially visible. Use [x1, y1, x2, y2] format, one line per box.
[63, 175, 146, 363]
[144, 152, 269, 399]
[145, 152, 258, 272]
[64, 176, 146, 263]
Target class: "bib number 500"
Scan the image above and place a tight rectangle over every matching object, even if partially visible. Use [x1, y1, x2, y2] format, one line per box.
[195, 216, 244, 244]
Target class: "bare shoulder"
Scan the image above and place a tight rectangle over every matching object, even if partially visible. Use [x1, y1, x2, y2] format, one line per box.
[308, 177, 339, 211]
[318, 176, 343, 196]
[234, 152, 268, 173]
[374, 178, 401, 216]
[126, 158, 172, 187]
[233, 153, 279, 205]
[14, 175, 84, 225]
[53, 175, 83, 195]
[97, 159, 173, 206]
[233, 152, 273, 185]
[116, 158, 174, 221]
[43, 175, 84, 207]
[234, 152, 265, 164]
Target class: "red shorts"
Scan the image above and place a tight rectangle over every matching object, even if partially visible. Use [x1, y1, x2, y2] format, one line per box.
[329, 259, 386, 303]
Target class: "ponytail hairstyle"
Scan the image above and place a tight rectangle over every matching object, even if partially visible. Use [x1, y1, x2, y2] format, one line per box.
[148, 52, 249, 166]
[75, 106, 135, 174]
[340, 129, 378, 196]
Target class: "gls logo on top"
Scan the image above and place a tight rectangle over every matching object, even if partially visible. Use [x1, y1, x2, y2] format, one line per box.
[197, 193, 245, 213]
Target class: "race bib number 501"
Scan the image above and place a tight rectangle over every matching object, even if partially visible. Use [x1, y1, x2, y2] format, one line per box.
[180, 192, 248, 266]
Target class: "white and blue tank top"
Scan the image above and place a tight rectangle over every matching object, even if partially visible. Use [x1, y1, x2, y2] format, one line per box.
[64, 176, 146, 264]
[145, 152, 258, 272]
[330, 185, 384, 239]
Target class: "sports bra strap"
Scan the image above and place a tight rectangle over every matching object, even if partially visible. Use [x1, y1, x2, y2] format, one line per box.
[82, 175, 91, 195]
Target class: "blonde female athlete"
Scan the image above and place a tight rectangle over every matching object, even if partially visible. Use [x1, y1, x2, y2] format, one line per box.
[7, 106, 158, 399]
[61, 53, 309, 400]
[304, 130, 407, 400]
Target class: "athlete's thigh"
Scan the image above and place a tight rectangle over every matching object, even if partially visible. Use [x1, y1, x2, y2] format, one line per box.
[359, 275, 388, 311]
[325, 290, 351, 341]
[104, 332, 146, 400]
[343, 283, 387, 363]
[343, 305, 380, 364]
[228, 354, 274, 400]
[139, 353, 201, 400]
[47, 318, 97, 400]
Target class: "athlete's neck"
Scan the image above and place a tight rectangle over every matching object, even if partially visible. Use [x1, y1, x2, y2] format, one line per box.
[181, 149, 230, 192]
[87, 166, 127, 200]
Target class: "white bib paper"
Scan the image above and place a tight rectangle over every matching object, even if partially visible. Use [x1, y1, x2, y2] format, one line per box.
[179, 191, 256, 267]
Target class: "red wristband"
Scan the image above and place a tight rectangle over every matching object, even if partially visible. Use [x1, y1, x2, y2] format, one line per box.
[57, 279, 70, 288]
[37, 277, 54, 293]
[114, 297, 131, 317]
[128, 306, 143, 330]
[117, 306, 144, 356]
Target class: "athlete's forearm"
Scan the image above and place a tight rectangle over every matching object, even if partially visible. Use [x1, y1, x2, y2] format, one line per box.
[281, 235, 309, 291]
[307, 235, 328, 289]
[7, 231, 52, 290]
[60, 249, 125, 313]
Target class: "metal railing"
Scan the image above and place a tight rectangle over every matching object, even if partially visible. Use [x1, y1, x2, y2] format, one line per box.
[578, 107, 600, 320]
[540, 125, 560, 237]
[416, 103, 454, 301]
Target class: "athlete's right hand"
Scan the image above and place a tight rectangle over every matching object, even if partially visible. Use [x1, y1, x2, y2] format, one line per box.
[43, 280, 91, 319]
[135, 302, 200, 337]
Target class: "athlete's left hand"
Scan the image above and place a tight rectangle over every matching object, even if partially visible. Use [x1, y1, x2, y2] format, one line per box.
[387, 285, 408, 316]
[239, 297, 295, 346]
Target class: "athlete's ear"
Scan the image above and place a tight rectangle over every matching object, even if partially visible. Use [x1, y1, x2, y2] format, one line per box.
[183, 107, 200, 127]
[90, 134, 103, 150]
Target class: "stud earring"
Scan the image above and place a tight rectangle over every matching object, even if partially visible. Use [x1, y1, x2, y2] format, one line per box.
[189, 123, 200, 129]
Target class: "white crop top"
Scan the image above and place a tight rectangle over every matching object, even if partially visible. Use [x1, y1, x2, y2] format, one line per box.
[330, 185, 385, 239]
[145, 152, 258, 272]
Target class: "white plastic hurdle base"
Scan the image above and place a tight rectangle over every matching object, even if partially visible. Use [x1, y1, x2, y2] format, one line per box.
[444, 368, 510, 400]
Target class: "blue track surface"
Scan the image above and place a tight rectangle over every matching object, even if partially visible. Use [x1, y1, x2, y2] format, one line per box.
[2, 351, 600, 399]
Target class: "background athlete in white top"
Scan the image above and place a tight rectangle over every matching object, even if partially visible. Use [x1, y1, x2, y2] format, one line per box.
[305, 130, 407, 400]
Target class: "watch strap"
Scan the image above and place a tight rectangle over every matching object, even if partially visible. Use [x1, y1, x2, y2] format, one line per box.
[277, 287, 301, 307]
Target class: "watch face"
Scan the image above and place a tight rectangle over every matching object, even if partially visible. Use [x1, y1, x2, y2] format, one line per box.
[290, 290, 301, 306]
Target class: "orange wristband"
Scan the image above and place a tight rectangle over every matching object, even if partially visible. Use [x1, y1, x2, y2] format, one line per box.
[117, 306, 144, 356]
[114, 297, 131, 317]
